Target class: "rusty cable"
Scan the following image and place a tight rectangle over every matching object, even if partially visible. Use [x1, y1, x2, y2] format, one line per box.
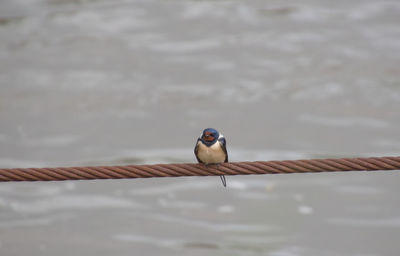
[0, 156, 399, 182]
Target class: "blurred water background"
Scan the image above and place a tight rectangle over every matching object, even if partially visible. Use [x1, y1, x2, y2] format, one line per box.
[1, 0, 400, 255]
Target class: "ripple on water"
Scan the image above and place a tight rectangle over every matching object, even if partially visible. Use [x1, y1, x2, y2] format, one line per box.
[297, 205, 314, 215]
[334, 185, 384, 195]
[217, 205, 235, 214]
[157, 198, 207, 209]
[298, 113, 389, 128]
[0, 213, 74, 228]
[150, 39, 221, 53]
[148, 213, 277, 233]
[7, 195, 140, 213]
[114, 234, 182, 248]
[326, 217, 400, 228]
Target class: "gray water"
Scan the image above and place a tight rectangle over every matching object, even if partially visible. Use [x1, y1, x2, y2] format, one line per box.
[1, 0, 400, 255]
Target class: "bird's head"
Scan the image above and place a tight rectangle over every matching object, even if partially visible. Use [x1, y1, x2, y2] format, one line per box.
[200, 128, 219, 145]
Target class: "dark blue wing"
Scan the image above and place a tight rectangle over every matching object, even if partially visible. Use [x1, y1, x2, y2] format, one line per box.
[218, 137, 228, 162]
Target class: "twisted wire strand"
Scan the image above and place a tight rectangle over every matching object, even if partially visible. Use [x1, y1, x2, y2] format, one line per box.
[0, 156, 399, 182]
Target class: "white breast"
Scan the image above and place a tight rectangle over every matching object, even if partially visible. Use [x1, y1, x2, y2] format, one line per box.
[196, 141, 226, 164]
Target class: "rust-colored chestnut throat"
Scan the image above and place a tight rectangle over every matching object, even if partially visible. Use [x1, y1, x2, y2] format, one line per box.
[202, 131, 215, 142]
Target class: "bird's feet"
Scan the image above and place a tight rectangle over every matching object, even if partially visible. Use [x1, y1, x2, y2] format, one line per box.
[202, 163, 227, 187]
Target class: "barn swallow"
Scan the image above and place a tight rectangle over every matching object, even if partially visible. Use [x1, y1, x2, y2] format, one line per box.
[194, 128, 228, 187]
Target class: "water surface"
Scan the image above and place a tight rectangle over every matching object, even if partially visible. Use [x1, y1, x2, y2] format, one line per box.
[0, 0, 400, 255]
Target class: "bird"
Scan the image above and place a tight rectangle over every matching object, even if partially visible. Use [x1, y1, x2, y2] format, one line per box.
[194, 128, 228, 187]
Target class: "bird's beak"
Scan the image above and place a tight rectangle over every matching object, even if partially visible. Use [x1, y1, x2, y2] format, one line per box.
[203, 134, 214, 141]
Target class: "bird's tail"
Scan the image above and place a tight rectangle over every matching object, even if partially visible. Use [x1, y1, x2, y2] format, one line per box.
[220, 175, 227, 187]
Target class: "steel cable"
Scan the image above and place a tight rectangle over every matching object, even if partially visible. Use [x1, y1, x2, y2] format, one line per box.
[0, 156, 399, 182]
